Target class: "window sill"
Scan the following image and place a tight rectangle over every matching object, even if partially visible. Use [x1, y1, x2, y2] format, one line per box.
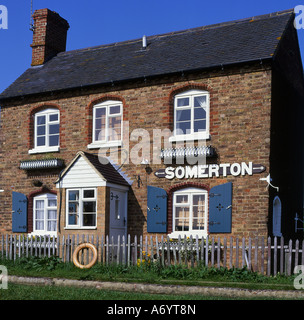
[28, 146, 60, 155]
[87, 141, 122, 149]
[168, 231, 207, 239]
[64, 227, 97, 230]
[169, 133, 210, 143]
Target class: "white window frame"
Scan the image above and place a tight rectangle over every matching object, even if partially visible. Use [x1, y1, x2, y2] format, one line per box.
[33, 193, 57, 236]
[169, 187, 208, 238]
[87, 100, 123, 149]
[65, 188, 97, 229]
[29, 108, 60, 154]
[169, 90, 210, 142]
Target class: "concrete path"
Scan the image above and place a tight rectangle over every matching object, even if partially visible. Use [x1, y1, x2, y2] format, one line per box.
[7, 275, 304, 299]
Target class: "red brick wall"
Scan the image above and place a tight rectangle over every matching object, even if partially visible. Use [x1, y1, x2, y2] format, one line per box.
[0, 64, 272, 239]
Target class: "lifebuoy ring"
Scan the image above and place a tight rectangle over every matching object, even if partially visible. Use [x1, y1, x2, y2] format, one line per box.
[72, 243, 98, 269]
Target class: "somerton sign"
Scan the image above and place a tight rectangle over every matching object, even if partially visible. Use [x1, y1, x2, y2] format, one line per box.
[154, 162, 266, 179]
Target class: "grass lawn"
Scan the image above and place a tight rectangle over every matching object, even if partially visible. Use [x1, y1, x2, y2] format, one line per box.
[0, 282, 259, 300]
[0, 255, 302, 300]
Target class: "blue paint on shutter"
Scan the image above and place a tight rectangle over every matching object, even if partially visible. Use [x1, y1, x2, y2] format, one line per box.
[147, 186, 167, 233]
[12, 192, 28, 232]
[209, 182, 232, 233]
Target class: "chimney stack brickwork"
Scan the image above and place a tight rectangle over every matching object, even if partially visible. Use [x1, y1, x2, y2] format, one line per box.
[31, 9, 69, 66]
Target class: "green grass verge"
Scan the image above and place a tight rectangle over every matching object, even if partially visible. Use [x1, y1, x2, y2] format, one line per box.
[0, 255, 297, 292]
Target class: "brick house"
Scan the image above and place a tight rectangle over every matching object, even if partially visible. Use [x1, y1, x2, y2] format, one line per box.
[0, 8, 303, 240]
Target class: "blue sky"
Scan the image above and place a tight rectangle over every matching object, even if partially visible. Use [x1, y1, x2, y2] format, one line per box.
[0, 0, 303, 94]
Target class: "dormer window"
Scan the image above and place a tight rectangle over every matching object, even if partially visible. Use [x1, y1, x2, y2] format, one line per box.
[29, 108, 60, 154]
[170, 90, 210, 142]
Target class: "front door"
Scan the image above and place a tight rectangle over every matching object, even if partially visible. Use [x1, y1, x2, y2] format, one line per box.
[109, 189, 127, 240]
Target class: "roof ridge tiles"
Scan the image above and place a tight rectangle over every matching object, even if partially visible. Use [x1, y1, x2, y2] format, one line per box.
[57, 9, 294, 57]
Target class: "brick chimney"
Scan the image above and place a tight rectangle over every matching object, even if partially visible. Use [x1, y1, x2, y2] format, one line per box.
[31, 9, 69, 66]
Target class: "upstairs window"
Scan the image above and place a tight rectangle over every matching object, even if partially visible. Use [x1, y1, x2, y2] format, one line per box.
[88, 100, 123, 149]
[29, 108, 60, 154]
[171, 90, 210, 141]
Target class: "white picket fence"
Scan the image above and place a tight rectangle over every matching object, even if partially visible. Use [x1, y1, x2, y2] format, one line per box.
[1, 234, 303, 276]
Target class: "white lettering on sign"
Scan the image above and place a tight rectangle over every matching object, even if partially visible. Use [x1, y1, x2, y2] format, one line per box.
[165, 162, 253, 180]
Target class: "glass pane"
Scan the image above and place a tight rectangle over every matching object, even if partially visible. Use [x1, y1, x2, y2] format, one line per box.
[194, 120, 206, 132]
[192, 218, 204, 230]
[48, 199, 57, 207]
[68, 214, 78, 225]
[83, 189, 95, 198]
[176, 121, 191, 134]
[175, 206, 190, 231]
[193, 205, 204, 218]
[95, 107, 106, 118]
[194, 107, 206, 120]
[49, 124, 59, 134]
[68, 202, 79, 213]
[37, 136, 45, 146]
[95, 116, 106, 129]
[69, 190, 79, 201]
[35, 210, 44, 220]
[47, 221, 57, 231]
[83, 214, 96, 227]
[36, 221, 44, 230]
[177, 97, 189, 107]
[193, 194, 205, 206]
[83, 201, 96, 213]
[176, 109, 191, 122]
[176, 195, 188, 204]
[35, 200, 44, 209]
[108, 127, 121, 141]
[49, 114, 59, 122]
[109, 116, 121, 128]
[47, 210, 57, 220]
[37, 125, 46, 136]
[37, 115, 45, 125]
[49, 135, 59, 146]
[194, 96, 206, 108]
[115, 199, 120, 219]
[95, 129, 105, 141]
[109, 105, 121, 114]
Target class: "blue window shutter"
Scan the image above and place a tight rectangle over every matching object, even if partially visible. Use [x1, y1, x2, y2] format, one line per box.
[147, 186, 167, 233]
[209, 182, 232, 233]
[12, 192, 28, 232]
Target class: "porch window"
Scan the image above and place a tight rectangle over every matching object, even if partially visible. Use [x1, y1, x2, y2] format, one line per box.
[66, 188, 97, 229]
[33, 193, 57, 235]
[171, 188, 208, 237]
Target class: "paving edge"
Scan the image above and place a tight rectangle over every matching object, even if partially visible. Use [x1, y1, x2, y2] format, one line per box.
[7, 275, 304, 299]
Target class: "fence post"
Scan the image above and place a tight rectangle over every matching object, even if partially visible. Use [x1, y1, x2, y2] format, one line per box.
[280, 236, 284, 274]
[127, 234, 131, 267]
[273, 237, 277, 276]
[261, 237, 265, 275]
[267, 236, 271, 276]
[223, 237, 227, 269]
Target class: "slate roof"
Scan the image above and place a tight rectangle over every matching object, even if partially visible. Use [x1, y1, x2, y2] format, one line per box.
[0, 9, 294, 101]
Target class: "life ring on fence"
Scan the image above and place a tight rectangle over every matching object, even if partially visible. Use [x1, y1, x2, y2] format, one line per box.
[72, 243, 98, 269]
